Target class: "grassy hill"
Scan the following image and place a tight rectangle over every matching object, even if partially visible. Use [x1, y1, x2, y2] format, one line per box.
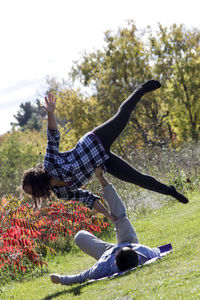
[1, 191, 200, 300]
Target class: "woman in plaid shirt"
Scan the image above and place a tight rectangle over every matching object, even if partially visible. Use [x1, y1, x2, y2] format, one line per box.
[22, 80, 188, 217]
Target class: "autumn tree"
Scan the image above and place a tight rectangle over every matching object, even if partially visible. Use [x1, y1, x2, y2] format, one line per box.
[45, 81, 99, 151]
[70, 21, 172, 154]
[47, 22, 200, 155]
[149, 24, 200, 143]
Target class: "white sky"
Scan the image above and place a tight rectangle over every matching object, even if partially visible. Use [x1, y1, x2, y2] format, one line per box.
[0, 0, 199, 134]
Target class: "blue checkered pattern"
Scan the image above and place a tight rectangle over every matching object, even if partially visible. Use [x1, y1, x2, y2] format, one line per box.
[44, 129, 109, 209]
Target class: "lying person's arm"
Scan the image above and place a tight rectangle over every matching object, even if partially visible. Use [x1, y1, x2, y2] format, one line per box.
[50, 260, 111, 285]
[134, 244, 161, 265]
[51, 268, 93, 285]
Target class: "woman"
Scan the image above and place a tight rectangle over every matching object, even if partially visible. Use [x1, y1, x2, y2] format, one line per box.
[22, 80, 188, 215]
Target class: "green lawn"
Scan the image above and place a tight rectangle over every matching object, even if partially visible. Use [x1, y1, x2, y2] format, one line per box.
[1, 191, 200, 300]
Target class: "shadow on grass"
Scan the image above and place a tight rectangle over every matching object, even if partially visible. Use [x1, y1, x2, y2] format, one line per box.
[41, 280, 97, 299]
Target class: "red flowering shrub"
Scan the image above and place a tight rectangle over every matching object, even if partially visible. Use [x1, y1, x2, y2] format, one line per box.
[0, 195, 109, 277]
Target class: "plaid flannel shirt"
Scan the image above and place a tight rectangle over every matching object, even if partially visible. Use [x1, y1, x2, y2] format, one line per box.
[44, 129, 109, 209]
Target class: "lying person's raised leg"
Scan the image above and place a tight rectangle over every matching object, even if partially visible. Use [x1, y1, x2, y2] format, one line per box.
[95, 167, 139, 244]
[74, 230, 114, 260]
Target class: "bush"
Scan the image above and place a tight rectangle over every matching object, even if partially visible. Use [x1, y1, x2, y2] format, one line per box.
[0, 129, 45, 197]
[0, 195, 109, 281]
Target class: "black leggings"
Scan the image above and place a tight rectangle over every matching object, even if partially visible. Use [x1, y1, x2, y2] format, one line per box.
[92, 84, 171, 196]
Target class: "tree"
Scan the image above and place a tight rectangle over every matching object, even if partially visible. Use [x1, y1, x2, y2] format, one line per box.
[46, 22, 200, 154]
[0, 129, 45, 196]
[51, 87, 99, 151]
[13, 99, 46, 131]
[14, 102, 33, 127]
[70, 21, 172, 153]
[149, 24, 200, 143]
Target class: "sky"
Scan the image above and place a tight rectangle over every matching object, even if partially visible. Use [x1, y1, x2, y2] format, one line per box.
[0, 0, 199, 135]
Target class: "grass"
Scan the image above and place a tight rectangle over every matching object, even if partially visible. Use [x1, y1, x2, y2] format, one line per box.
[1, 190, 200, 300]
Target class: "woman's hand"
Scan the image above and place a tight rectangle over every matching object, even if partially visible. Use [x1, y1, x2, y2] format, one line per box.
[93, 199, 117, 222]
[106, 213, 118, 223]
[42, 93, 57, 114]
[95, 166, 109, 188]
[94, 166, 103, 178]
[42, 93, 58, 130]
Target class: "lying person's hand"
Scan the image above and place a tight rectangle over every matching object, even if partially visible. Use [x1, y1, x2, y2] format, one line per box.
[50, 274, 61, 284]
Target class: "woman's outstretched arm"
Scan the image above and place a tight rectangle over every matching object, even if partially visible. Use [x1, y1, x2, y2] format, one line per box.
[42, 93, 57, 130]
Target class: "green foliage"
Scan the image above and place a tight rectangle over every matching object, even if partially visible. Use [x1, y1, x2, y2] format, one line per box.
[46, 21, 200, 154]
[1, 192, 200, 299]
[8, 22, 200, 156]
[70, 21, 168, 153]
[14, 102, 33, 127]
[55, 89, 100, 151]
[149, 24, 200, 143]
[1, 20, 200, 298]
[13, 99, 46, 131]
[0, 129, 45, 197]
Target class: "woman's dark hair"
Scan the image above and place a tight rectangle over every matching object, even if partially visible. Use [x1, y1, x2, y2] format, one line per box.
[22, 163, 51, 207]
[115, 247, 139, 272]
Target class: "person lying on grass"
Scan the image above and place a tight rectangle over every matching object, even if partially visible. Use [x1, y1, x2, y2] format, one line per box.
[50, 166, 161, 285]
[22, 80, 188, 216]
